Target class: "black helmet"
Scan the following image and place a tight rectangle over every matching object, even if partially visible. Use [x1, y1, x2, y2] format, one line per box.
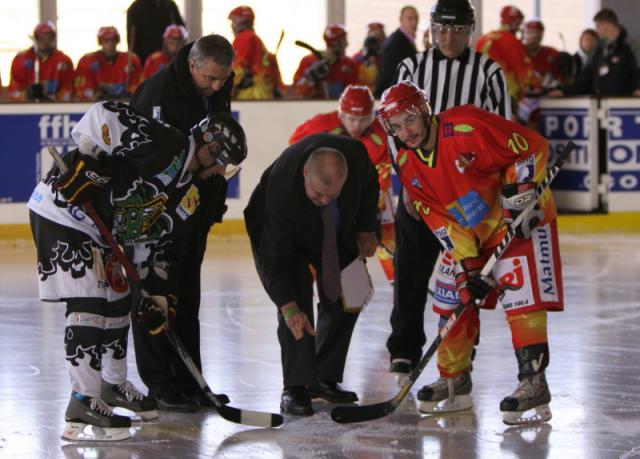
[431, 0, 475, 26]
[191, 112, 247, 166]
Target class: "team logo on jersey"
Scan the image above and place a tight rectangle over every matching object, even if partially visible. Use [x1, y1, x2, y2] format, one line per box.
[155, 150, 186, 186]
[101, 124, 111, 145]
[410, 177, 423, 189]
[455, 152, 477, 174]
[176, 184, 200, 220]
[434, 279, 458, 305]
[532, 224, 559, 302]
[113, 179, 171, 243]
[434, 226, 455, 251]
[495, 256, 534, 311]
[515, 154, 536, 182]
[446, 191, 489, 228]
[454, 124, 474, 135]
[105, 255, 128, 293]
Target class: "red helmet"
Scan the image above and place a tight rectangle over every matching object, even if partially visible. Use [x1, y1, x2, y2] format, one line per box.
[367, 22, 385, 32]
[33, 21, 56, 38]
[339, 85, 374, 116]
[378, 81, 432, 134]
[228, 6, 255, 21]
[98, 26, 120, 44]
[524, 19, 544, 32]
[163, 24, 188, 40]
[500, 6, 524, 27]
[323, 24, 347, 46]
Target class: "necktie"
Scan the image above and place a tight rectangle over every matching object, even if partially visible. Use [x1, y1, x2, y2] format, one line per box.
[322, 203, 342, 302]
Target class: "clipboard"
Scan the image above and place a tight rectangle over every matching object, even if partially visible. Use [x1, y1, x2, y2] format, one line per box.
[340, 257, 374, 313]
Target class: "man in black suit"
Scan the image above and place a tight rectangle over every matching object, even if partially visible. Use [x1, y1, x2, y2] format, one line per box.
[244, 134, 379, 416]
[374, 5, 419, 97]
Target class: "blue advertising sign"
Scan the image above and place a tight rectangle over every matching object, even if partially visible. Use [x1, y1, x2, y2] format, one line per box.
[607, 108, 640, 192]
[0, 110, 240, 203]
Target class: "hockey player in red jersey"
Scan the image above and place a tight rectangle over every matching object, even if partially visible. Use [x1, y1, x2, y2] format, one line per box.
[476, 5, 533, 113]
[290, 85, 395, 280]
[378, 81, 564, 426]
[8, 21, 74, 102]
[518, 19, 564, 127]
[74, 26, 143, 100]
[294, 24, 358, 98]
[352, 22, 386, 92]
[228, 6, 283, 99]
[142, 24, 188, 80]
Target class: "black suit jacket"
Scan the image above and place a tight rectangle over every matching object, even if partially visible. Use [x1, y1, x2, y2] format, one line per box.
[244, 133, 379, 308]
[375, 29, 417, 97]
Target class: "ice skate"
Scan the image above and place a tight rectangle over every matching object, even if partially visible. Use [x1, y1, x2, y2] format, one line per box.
[417, 370, 472, 414]
[389, 358, 412, 386]
[62, 392, 132, 442]
[500, 372, 552, 425]
[101, 380, 158, 420]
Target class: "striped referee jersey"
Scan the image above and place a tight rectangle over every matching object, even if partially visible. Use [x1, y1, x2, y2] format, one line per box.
[394, 47, 512, 118]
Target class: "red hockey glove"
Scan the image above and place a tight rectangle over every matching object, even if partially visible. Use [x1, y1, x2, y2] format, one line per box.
[136, 294, 177, 336]
[455, 257, 496, 307]
[500, 181, 544, 239]
[54, 154, 112, 205]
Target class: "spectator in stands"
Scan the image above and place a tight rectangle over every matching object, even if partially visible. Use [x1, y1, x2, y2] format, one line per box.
[548, 8, 640, 98]
[374, 5, 418, 97]
[143, 25, 188, 80]
[8, 21, 74, 102]
[74, 26, 143, 101]
[228, 5, 282, 99]
[352, 22, 386, 93]
[293, 24, 358, 99]
[127, 0, 184, 64]
[574, 29, 599, 74]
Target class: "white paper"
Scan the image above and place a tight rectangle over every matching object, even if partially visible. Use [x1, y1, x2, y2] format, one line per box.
[340, 258, 374, 313]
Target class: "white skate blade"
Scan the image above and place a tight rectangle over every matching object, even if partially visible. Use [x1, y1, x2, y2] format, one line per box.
[418, 394, 472, 414]
[502, 404, 552, 426]
[61, 422, 132, 442]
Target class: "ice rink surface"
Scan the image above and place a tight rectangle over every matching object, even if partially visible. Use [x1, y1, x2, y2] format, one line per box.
[0, 233, 639, 459]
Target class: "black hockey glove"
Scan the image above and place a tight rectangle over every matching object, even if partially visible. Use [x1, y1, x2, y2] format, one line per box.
[501, 181, 544, 239]
[54, 153, 112, 205]
[26, 83, 48, 100]
[455, 257, 496, 307]
[136, 294, 177, 336]
[305, 59, 331, 83]
[237, 72, 254, 89]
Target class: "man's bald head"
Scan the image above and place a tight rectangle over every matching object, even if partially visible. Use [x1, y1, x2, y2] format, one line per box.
[303, 148, 348, 206]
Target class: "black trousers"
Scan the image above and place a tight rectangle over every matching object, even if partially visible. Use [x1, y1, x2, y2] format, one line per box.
[131, 178, 227, 398]
[386, 194, 441, 366]
[277, 254, 360, 388]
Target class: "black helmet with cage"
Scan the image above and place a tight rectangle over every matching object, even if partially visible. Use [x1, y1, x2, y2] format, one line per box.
[191, 112, 247, 166]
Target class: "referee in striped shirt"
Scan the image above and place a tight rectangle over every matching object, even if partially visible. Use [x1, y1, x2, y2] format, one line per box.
[387, 0, 512, 382]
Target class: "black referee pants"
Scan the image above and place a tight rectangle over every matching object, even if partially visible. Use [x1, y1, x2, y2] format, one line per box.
[386, 193, 441, 366]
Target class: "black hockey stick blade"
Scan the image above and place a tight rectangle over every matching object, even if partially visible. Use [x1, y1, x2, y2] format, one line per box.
[165, 329, 284, 428]
[332, 141, 576, 424]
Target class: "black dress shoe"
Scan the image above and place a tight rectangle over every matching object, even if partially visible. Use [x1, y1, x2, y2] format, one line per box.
[189, 391, 230, 408]
[156, 391, 199, 412]
[309, 380, 359, 403]
[280, 386, 313, 416]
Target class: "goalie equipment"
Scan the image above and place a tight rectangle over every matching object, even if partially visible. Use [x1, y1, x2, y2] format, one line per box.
[501, 181, 544, 239]
[100, 380, 158, 420]
[191, 113, 248, 167]
[339, 85, 374, 116]
[417, 370, 473, 414]
[62, 392, 132, 442]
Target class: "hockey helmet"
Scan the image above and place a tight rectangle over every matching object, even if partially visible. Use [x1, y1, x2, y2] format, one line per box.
[524, 19, 545, 32]
[367, 22, 385, 33]
[339, 85, 374, 117]
[98, 26, 120, 44]
[33, 21, 56, 38]
[378, 81, 432, 135]
[163, 24, 188, 40]
[228, 6, 255, 21]
[431, 0, 475, 26]
[324, 24, 347, 46]
[191, 113, 247, 167]
[500, 6, 524, 27]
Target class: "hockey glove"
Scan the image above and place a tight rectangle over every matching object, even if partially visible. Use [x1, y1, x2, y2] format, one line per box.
[455, 256, 496, 307]
[500, 181, 544, 239]
[54, 154, 112, 205]
[26, 83, 47, 100]
[237, 72, 255, 89]
[305, 59, 331, 83]
[136, 294, 177, 336]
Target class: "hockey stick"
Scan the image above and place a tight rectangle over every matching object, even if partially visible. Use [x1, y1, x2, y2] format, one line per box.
[331, 141, 576, 424]
[47, 146, 284, 429]
[294, 40, 324, 60]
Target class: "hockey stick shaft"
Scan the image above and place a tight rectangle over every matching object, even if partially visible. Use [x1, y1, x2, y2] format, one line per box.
[331, 141, 576, 424]
[294, 40, 323, 60]
[47, 146, 283, 428]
